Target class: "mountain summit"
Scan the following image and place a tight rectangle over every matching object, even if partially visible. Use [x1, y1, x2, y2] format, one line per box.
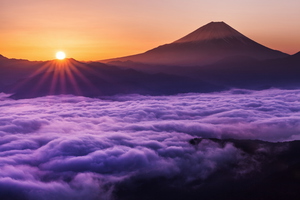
[174, 21, 245, 43]
[102, 22, 288, 66]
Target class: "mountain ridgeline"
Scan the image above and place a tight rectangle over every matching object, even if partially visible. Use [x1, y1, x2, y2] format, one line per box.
[0, 21, 300, 99]
[102, 22, 288, 66]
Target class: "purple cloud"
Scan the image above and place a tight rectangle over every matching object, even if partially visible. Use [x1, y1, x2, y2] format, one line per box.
[0, 89, 300, 199]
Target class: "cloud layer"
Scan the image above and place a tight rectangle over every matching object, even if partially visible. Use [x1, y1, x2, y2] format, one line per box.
[0, 89, 300, 199]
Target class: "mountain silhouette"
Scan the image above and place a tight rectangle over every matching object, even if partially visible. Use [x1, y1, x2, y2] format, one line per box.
[1, 58, 223, 99]
[173, 21, 248, 43]
[102, 22, 288, 66]
[1, 49, 300, 99]
[1, 21, 300, 99]
[0, 54, 7, 60]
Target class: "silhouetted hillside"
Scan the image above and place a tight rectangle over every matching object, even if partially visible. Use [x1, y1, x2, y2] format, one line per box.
[114, 138, 300, 200]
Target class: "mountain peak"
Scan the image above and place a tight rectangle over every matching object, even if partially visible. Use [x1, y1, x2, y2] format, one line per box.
[102, 21, 288, 66]
[173, 21, 245, 43]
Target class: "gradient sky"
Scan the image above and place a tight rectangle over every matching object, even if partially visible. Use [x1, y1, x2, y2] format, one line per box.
[1, 0, 300, 61]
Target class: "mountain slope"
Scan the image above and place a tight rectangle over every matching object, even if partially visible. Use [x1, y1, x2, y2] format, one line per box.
[173, 21, 247, 43]
[1, 58, 224, 99]
[1, 50, 300, 99]
[102, 22, 288, 66]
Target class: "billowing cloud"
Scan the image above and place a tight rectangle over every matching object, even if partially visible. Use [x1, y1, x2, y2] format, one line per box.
[0, 89, 300, 199]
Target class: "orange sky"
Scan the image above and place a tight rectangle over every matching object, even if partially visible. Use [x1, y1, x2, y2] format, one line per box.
[1, 0, 300, 61]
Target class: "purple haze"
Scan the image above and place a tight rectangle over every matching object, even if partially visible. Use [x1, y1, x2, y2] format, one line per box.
[0, 89, 300, 199]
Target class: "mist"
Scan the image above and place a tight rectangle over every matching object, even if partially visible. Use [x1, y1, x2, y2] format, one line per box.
[1, 88, 300, 199]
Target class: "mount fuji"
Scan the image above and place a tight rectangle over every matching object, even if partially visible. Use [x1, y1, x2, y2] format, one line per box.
[1, 22, 300, 99]
[102, 22, 288, 66]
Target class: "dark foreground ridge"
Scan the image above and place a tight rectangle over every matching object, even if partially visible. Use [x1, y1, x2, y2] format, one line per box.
[0, 52, 300, 99]
[114, 138, 300, 200]
[0, 58, 224, 99]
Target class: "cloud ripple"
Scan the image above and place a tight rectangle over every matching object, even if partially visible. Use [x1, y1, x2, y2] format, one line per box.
[0, 89, 300, 199]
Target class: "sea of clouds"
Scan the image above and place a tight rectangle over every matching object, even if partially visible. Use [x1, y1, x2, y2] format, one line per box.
[0, 88, 300, 199]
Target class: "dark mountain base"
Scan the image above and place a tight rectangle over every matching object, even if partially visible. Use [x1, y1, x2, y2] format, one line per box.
[108, 52, 300, 93]
[5, 67, 225, 99]
[1, 52, 300, 99]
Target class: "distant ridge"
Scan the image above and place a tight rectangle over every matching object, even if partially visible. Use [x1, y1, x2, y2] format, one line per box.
[0, 47, 300, 98]
[102, 21, 288, 66]
[292, 51, 300, 57]
[0, 54, 8, 60]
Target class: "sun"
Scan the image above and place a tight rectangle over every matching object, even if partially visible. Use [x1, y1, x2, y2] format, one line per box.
[56, 51, 66, 60]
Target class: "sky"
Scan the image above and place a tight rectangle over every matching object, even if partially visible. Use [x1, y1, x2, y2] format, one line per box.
[1, 0, 300, 61]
